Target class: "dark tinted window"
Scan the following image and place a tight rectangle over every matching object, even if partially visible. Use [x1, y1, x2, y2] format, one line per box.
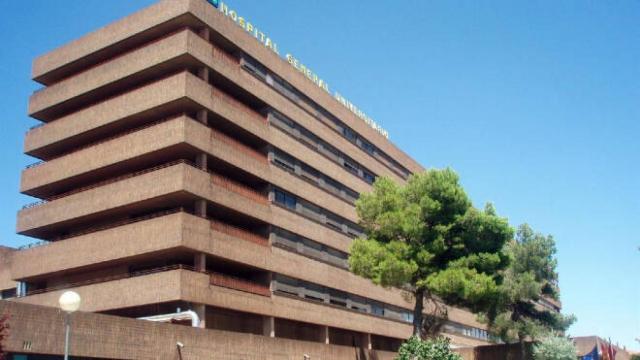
[275, 189, 296, 209]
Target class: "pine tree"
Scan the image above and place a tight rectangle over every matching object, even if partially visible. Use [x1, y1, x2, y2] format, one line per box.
[350, 169, 513, 337]
[483, 224, 575, 357]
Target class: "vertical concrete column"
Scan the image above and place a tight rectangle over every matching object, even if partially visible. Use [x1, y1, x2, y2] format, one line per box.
[195, 199, 207, 218]
[196, 153, 208, 170]
[194, 303, 206, 329]
[199, 27, 210, 41]
[262, 316, 275, 337]
[196, 109, 208, 126]
[267, 225, 275, 247]
[267, 185, 275, 203]
[194, 253, 206, 272]
[197, 27, 210, 85]
[321, 326, 330, 344]
[198, 66, 210, 83]
[266, 272, 274, 292]
[361, 333, 372, 350]
[267, 147, 274, 163]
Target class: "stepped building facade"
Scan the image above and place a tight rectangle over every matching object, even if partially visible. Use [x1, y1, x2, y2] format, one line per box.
[0, 0, 561, 358]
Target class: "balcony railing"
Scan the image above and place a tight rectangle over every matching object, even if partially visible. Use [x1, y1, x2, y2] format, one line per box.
[24, 263, 272, 299]
[49, 209, 267, 247]
[24, 115, 182, 171]
[28, 123, 46, 131]
[210, 272, 271, 297]
[25, 160, 45, 169]
[33, 27, 195, 92]
[21, 160, 197, 209]
[210, 127, 267, 164]
[211, 43, 240, 66]
[17, 240, 49, 251]
[211, 86, 267, 125]
[210, 172, 268, 205]
[210, 220, 268, 247]
[25, 264, 195, 296]
[56, 208, 185, 241]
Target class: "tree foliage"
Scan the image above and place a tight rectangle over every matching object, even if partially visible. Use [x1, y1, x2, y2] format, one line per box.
[350, 169, 513, 337]
[483, 224, 575, 344]
[532, 335, 577, 360]
[396, 336, 462, 360]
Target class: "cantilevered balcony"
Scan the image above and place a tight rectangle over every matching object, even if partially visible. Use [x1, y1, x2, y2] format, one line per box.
[17, 161, 271, 239]
[29, 29, 203, 121]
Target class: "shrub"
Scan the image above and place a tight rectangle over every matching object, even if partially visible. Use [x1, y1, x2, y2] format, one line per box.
[533, 335, 577, 360]
[396, 336, 462, 360]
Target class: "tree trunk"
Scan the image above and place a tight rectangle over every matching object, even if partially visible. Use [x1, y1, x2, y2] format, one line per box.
[518, 334, 526, 360]
[412, 288, 425, 338]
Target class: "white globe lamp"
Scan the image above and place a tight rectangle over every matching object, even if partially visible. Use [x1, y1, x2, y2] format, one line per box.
[58, 290, 81, 360]
[58, 291, 81, 312]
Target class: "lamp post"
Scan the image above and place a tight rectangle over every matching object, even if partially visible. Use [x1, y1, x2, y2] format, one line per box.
[58, 291, 81, 360]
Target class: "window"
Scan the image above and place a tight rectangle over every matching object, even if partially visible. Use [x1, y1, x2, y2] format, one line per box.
[273, 148, 359, 204]
[403, 312, 414, 323]
[268, 110, 380, 185]
[269, 111, 295, 131]
[274, 158, 295, 172]
[295, 130, 317, 150]
[327, 248, 347, 261]
[299, 201, 322, 221]
[323, 177, 342, 194]
[361, 140, 375, 154]
[325, 214, 343, 231]
[346, 226, 363, 238]
[318, 143, 341, 162]
[300, 164, 320, 183]
[240, 57, 268, 80]
[330, 298, 347, 307]
[363, 171, 376, 184]
[271, 75, 300, 102]
[349, 296, 369, 313]
[344, 188, 359, 202]
[274, 189, 296, 209]
[0, 288, 16, 299]
[371, 303, 385, 316]
[273, 152, 296, 172]
[273, 227, 349, 269]
[343, 127, 357, 142]
[343, 160, 359, 175]
[243, 55, 411, 181]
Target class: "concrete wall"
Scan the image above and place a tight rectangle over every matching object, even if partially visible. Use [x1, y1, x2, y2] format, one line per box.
[1, 300, 397, 360]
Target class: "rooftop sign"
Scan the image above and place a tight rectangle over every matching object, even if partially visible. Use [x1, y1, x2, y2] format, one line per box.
[210, 0, 390, 139]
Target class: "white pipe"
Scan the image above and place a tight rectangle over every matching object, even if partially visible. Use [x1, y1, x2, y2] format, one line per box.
[138, 310, 200, 327]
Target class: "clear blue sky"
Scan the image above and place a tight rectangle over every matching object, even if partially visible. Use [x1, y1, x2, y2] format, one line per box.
[0, 0, 638, 350]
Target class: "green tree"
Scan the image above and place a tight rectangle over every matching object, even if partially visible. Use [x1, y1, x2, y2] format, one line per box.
[484, 224, 575, 355]
[532, 335, 577, 360]
[396, 336, 462, 360]
[350, 169, 513, 337]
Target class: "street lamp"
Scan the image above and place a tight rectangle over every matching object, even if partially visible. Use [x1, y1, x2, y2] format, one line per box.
[58, 291, 81, 360]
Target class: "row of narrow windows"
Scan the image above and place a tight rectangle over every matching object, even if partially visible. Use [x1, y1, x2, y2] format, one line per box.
[271, 274, 491, 342]
[272, 227, 349, 269]
[442, 322, 493, 342]
[269, 110, 376, 185]
[7, 206, 491, 343]
[272, 187, 363, 238]
[271, 149, 359, 204]
[241, 55, 411, 180]
[273, 273, 414, 323]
